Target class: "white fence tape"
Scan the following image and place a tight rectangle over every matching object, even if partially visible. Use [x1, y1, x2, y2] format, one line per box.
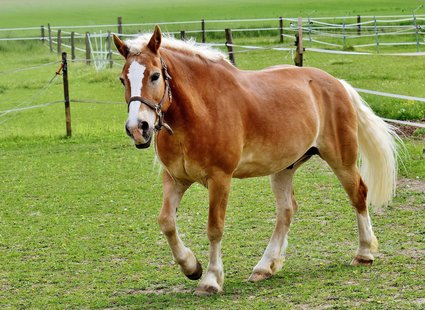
[355, 88, 425, 103]
[382, 118, 425, 128]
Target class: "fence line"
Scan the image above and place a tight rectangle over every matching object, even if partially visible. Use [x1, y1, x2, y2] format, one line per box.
[1, 17, 424, 129]
[355, 88, 425, 102]
[0, 60, 60, 74]
[2, 14, 424, 32]
[223, 42, 425, 56]
[382, 118, 425, 128]
[0, 100, 63, 115]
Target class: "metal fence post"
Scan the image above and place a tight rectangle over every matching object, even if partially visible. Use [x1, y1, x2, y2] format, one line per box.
[374, 16, 379, 53]
[201, 19, 206, 43]
[40, 25, 45, 43]
[279, 17, 284, 43]
[357, 15, 361, 35]
[413, 13, 420, 52]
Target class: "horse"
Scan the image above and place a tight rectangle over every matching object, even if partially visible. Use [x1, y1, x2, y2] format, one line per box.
[113, 26, 399, 295]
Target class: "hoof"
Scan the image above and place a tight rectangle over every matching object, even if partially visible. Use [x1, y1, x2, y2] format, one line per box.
[185, 258, 203, 280]
[351, 256, 374, 266]
[248, 271, 272, 282]
[194, 284, 221, 296]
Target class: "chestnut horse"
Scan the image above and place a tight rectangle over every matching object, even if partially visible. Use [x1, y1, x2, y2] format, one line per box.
[113, 26, 399, 295]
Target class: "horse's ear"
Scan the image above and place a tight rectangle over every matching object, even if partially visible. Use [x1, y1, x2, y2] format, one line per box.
[147, 25, 162, 54]
[113, 34, 129, 58]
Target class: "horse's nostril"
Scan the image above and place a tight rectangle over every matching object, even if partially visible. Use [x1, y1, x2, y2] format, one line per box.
[138, 121, 149, 132]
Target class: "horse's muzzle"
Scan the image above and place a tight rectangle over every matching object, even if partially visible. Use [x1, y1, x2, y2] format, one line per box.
[125, 121, 153, 149]
[135, 139, 151, 149]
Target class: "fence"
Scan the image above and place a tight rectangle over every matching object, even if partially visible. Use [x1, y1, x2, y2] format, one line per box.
[1, 16, 425, 134]
[1, 14, 425, 51]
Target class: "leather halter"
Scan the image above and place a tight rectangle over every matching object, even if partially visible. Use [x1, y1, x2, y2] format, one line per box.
[127, 57, 173, 135]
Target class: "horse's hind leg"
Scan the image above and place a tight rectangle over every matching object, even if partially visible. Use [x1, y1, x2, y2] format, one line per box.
[158, 171, 202, 280]
[321, 150, 378, 265]
[249, 168, 297, 282]
[334, 165, 378, 265]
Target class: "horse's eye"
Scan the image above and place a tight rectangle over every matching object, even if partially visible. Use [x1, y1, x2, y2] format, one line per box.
[119, 77, 125, 86]
[151, 72, 160, 82]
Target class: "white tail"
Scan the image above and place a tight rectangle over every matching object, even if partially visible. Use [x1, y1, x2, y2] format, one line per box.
[339, 80, 401, 208]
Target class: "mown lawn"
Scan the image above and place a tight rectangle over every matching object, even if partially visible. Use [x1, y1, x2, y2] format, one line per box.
[0, 134, 424, 308]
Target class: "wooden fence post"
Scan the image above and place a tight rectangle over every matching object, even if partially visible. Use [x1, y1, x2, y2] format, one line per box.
[85, 32, 91, 65]
[62, 52, 72, 138]
[180, 30, 186, 40]
[294, 17, 304, 67]
[225, 28, 236, 66]
[107, 31, 113, 68]
[71, 31, 75, 60]
[57, 29, 62, 55]
[117, 16, 123, 38]
[40, 25, 45, 43]
[357, 15, 361, 36]
[201, 19, 206, 43]
[48, 23, 53, 52]
[279, 17, 284, 43]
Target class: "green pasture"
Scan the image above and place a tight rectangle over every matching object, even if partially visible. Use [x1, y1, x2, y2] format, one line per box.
[1, 0, 424, 308]
[0, 0, 423, 28]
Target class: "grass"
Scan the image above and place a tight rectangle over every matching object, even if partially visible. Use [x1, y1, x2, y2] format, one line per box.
[1, 0, 424, 308]
[1, 136, 424, 308]
[1, 0, 422, 28]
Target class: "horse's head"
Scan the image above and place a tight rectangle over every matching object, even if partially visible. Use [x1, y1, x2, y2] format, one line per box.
[113, 26, 172, 149]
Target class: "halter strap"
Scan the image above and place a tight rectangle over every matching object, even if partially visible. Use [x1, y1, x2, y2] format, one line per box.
[127, 57, 173, 135]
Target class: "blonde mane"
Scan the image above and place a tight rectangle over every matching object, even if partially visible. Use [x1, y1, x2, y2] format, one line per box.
[125, 34, 227, 63]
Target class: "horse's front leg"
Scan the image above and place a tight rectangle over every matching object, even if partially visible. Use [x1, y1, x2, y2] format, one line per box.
[195, 173, 231, 295]
[158, 171, 202, 280]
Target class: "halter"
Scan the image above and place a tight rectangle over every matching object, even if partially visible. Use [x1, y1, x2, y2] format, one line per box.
[127, 57, 174, 135]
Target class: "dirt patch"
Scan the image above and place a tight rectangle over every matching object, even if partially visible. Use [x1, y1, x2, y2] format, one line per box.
[414, 298, 425, 305]
[397, 178, 425, 193]
[124, 284, 192, 295]
[400, 249, 425, 260]
[391, 121, 425, 139]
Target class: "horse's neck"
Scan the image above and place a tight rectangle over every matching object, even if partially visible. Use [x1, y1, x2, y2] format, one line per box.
[162, 49, 237, 123]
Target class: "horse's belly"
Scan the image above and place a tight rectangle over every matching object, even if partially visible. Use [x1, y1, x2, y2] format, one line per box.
[233, 150, 296, 178]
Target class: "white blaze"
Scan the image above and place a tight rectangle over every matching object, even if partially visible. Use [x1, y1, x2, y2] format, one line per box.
[127, 61, 145, 97]
[126, 61, 156, 129]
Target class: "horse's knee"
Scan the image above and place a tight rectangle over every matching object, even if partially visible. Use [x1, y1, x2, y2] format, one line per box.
[207, 224, 224, 242]
[158, 213, 175, 236]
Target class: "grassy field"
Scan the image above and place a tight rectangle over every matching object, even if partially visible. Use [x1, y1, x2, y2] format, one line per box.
[1, 0, 423, 28]
[1, 0, 424, 308]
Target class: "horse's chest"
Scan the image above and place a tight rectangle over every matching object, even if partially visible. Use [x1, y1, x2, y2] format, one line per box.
[156, 145, 209, 185]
